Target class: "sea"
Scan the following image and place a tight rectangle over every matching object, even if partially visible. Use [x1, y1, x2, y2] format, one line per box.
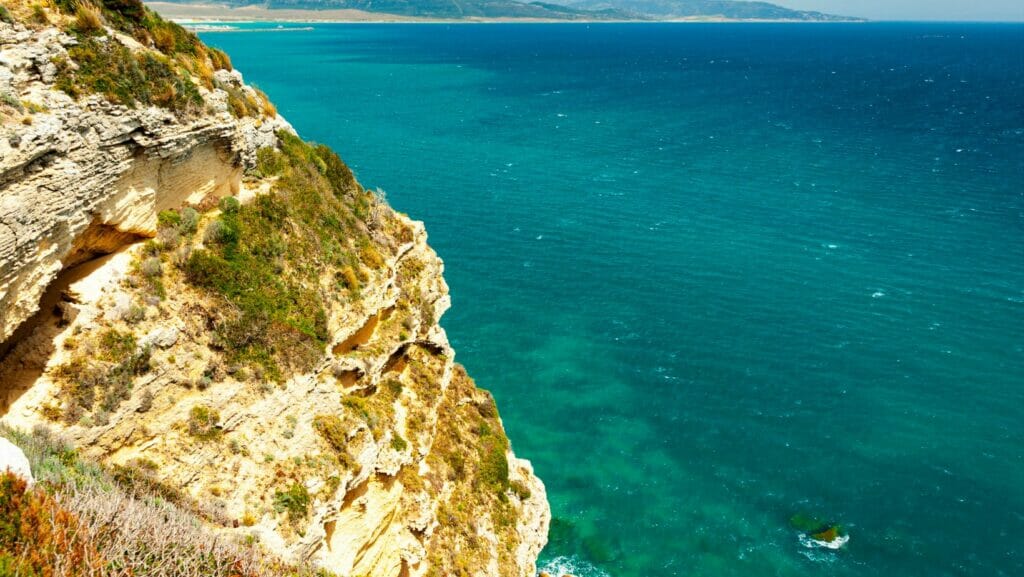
[198, 22, 1024, 577]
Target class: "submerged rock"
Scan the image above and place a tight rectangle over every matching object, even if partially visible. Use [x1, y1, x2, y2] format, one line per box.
[811, 525, 840, 543]
[791, 513, 849, 549]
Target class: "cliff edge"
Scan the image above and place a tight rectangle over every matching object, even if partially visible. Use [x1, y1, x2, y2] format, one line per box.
[0, 2, 549, 575]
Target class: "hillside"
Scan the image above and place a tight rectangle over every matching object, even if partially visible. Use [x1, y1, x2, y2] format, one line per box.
[551, 0, 859, 20]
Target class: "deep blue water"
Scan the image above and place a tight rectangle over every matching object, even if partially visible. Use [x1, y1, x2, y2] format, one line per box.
[199, 23, 1024, 577]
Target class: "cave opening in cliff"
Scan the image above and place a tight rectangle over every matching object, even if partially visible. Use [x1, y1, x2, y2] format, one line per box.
[332, 309, 384, 356]
[333, 366, 365, 389]
[382, 343, 410, 375]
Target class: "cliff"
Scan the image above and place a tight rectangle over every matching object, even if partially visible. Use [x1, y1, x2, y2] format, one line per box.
[0, 2, 549, 575]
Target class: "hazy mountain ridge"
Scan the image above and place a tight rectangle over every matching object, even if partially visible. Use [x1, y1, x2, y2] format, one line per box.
[149, 0, 860, 21]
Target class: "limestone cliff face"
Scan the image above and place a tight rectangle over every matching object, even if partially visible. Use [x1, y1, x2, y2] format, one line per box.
[0, 8, 548, 577]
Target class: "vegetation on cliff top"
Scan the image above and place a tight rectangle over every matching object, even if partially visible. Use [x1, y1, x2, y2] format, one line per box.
[1, 0, 274, 118]
[54, 32, 205, 114]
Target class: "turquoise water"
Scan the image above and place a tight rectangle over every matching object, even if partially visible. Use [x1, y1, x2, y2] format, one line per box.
[200, 23, 1024, 577]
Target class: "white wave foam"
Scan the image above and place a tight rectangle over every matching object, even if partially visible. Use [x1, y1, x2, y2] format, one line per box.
[798, 532, 849, 550]
[538, 556, 612, 577]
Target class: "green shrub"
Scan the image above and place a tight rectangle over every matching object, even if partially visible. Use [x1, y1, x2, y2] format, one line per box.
[384, 378, 403, 397]
[341, 396, 371, 423]
[174, 134, 386, 382]
[272, 483, 309, 521]
[98, 329, 136, 362]
[218, 196, 240, 214]
[203, 219, 236, 246]
[0, 5, 13, 24]
[0, 92, 22, 111]
[479, 443, 509, 493]
[140, 11, 203, 56]
[140, 256, 162, 278]
[313, 143, 358, 197]
[390, 434, 408, 452]
[100, 0, 145, 26]
[179, 207, 199, 235]
[509, 479, 531, 500]
[312, 415, 347, 454]
[157, 209, 181, 228]
[255, 147, 285, 177]
[183, 249, 231, 288]
[186, 405, 220, 440]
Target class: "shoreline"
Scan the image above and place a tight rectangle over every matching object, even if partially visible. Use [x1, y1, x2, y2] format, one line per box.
[181, 20, 866, 27]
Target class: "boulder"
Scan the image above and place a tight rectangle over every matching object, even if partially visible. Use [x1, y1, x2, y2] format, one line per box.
[0, 436, 33, 484]
[142, 326, 179, 349]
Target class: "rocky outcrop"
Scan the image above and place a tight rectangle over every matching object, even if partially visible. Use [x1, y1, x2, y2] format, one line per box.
[0, 11, 547, 577]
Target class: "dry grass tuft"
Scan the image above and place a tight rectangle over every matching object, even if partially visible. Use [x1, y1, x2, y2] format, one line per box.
[73, 3, 103, 34]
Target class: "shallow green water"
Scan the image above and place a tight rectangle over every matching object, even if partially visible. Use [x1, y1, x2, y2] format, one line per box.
[201, 23, 1024, 577]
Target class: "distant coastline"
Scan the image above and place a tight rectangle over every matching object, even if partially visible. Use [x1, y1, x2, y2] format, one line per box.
[147, 2, 866, 24]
